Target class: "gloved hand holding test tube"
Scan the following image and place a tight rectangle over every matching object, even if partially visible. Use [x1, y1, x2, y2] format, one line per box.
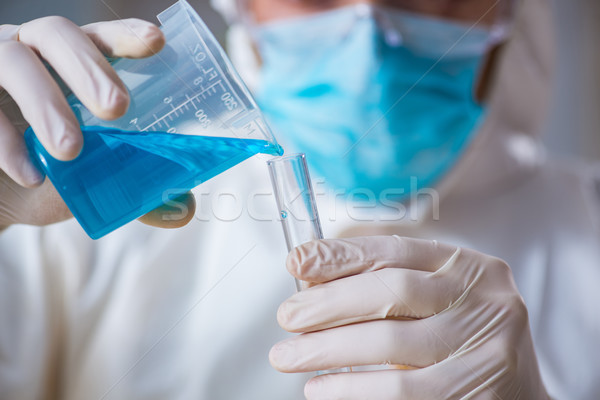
[269, 153, 352, 376]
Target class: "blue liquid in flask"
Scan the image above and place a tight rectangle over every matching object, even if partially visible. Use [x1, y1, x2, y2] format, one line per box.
[25, 126, 283, 239]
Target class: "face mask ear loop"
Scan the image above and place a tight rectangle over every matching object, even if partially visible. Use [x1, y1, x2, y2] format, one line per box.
[473, 7, 517, 105]
[337, 4, 374, 43]
[228, 0, 266, 67]
[236, 0, 260, 40]
[486, 0, 520, 46]
[487, 21, 511, 47]
[372, 6, 404, 47]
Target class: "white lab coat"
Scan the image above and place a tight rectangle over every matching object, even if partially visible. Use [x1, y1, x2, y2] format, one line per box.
[0, 155, 311, 400]
[1, 145, 600, 399]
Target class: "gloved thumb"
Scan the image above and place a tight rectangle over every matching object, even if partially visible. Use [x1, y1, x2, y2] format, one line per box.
[137, 191, 196, 229]
[82, 18, 165, 59]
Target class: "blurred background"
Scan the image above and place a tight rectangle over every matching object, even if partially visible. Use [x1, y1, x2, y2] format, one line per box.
[1, 0, 598, 161]
[0, 0, 228, 42]
[541, 0, 600, 162]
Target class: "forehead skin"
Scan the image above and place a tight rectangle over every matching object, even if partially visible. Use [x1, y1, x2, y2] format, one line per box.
[249, 0, 505, 25]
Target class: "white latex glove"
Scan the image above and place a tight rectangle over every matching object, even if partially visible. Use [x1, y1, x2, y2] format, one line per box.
[0, 17, 195, 231]
[270, 236, 550, 399]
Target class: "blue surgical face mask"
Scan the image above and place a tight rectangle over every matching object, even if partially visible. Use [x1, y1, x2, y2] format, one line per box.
[255, 5, 497, 199]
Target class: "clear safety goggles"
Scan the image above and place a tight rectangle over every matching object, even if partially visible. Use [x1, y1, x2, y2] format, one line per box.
[254, 0, 515, 26]
[244, 0, 514, 54]
[245, 0, 515, 27]
[250, 4, 512, 61]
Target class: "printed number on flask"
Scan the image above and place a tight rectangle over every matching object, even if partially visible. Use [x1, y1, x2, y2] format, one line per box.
[222, 92, 238, 111]
[196, 109, 211, 128]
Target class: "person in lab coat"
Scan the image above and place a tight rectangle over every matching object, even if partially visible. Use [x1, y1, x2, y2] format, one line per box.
[0, 0, 599, 399]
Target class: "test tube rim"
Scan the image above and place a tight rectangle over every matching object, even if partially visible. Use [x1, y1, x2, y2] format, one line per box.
[266, 153, 306, 165]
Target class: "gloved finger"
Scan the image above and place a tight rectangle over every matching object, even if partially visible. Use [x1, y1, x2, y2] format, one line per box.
[18, 16, 129, 121]
[277, 266, 465, 332]
[0, 108, 44, 187]
[301, 348, 508, 400]
[0, 40, 82, 161]
[81, 19, 165, 59]
[137, 192, 196, 229]
[303, 369, 425, 400]
[270, 319, 457, 373]
[286, 236, 458, 283]
[0, 25, 20, 41]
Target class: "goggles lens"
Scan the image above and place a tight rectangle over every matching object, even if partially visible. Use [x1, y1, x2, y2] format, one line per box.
[250, 0, 512, 26]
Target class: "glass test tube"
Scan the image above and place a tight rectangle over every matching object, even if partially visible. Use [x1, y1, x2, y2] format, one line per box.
[268, 153, 351, 375]
[268, 153, 322, 291]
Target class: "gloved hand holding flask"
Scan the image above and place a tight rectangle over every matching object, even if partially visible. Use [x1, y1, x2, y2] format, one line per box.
[2, 0, 282, 239]
[0, 16, 198, 231]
